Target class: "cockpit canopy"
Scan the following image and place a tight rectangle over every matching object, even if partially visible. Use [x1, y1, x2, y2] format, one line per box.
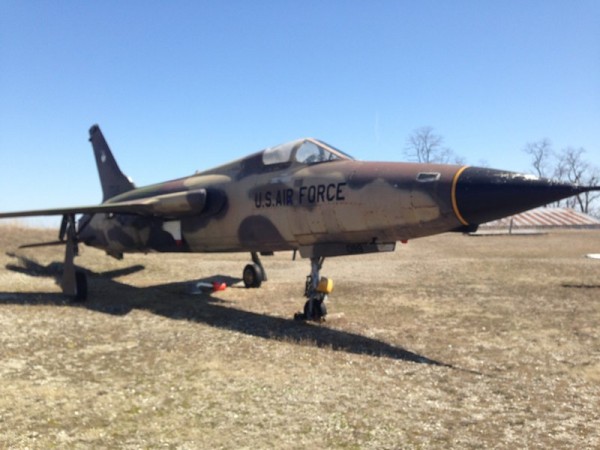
[262, 138, 354, 167]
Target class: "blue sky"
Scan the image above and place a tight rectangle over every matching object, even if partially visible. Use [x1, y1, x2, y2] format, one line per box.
[1, 1, 599, 224]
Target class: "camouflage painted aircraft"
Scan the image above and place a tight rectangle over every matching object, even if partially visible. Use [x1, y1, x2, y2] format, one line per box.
[1, 125, 598, 320]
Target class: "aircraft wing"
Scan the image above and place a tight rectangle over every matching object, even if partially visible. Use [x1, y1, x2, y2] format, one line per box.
[0, 188, 209, 219]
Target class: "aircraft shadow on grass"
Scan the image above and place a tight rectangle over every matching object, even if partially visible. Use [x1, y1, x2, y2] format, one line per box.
[3, 253, 456, 369]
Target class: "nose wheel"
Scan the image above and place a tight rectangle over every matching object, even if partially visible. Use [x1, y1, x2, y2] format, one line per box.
[303, 295, 328, 321]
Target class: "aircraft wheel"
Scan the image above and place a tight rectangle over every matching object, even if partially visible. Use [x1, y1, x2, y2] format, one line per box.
[243, 263, 263, 288]
[74, 271, 88, 302]
[303, 298, 327, 321]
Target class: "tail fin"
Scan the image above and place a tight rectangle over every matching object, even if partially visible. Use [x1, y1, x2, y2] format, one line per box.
[89, 124, 135, 201]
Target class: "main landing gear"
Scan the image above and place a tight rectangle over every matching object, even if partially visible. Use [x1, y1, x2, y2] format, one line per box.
[60, 214, 88, 301]
[243, 252, 267, 288]
[294, 256, 333, 322]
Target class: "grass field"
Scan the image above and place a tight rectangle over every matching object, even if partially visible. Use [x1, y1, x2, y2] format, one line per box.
[1, 224, 599, 449]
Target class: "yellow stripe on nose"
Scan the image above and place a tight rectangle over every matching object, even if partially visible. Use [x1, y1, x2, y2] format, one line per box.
[451, 166, 470, 226]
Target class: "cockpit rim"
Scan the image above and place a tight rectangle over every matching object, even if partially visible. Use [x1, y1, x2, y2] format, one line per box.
[262, 138, 354, 167]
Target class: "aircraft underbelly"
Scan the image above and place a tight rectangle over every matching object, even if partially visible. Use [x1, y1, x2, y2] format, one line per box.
[182, 218, 239, 252]
[182, 199, 296, 252]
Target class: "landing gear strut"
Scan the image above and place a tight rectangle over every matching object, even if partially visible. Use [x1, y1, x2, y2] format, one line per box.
[61, 214, 88, 301]
[295, 256, 331, 322]
[243, 252, 267, 288]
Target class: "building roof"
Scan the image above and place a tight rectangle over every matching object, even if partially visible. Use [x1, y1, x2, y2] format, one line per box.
[480, 207, 600, 229]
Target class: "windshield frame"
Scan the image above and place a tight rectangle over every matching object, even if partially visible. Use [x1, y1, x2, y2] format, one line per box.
[294, 138, 355, 166]
[261, 138, 354, 168]
[310, 138, 355, 161]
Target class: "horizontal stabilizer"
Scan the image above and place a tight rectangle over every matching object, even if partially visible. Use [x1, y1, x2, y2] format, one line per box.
[19, 240, 67, 249]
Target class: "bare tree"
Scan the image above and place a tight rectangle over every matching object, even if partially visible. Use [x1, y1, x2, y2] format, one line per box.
[522, 140, 600, 216]
[524, 138, 553, 177]
[554, 147, 600, 214]
[405, 126, 460, 164]
[584, 169, 600, 216]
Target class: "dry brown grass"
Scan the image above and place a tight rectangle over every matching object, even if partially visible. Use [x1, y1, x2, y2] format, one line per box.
[1, 224, 599, 449]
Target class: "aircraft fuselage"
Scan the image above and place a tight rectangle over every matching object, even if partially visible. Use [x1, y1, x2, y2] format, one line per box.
[79, 153, 465, 259]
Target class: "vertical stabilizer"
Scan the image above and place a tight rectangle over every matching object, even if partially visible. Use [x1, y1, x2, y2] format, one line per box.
[89, 124, 135, 201]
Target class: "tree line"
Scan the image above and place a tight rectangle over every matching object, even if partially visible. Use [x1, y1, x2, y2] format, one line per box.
[404, 127, 599, 217]
[523, 139, 599, 215]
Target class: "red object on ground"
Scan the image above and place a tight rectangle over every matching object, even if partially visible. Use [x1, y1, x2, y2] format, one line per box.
[212, 281, 227, 292]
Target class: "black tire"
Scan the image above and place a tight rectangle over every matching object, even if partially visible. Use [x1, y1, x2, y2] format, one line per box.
[74, 271, 88, 302]
[243, 263, 263, 288]
[303, 300, 312, 319]
[318, 300, 327, 318]
[303, 298, 327, 321]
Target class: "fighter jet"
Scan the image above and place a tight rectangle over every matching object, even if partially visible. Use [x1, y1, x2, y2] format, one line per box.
[1, 125, 597, 320]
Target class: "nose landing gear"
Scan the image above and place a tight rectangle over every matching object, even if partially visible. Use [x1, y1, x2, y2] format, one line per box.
[295, 256, 333, 322]
[242, 252, 332, 322]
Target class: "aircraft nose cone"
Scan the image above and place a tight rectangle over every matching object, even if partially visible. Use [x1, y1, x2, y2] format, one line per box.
[453, 167, 586, 225]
